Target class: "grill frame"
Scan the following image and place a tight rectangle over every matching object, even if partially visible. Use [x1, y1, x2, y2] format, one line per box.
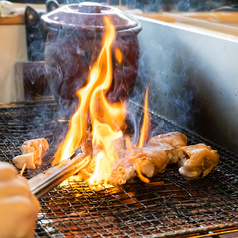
[0, 100, 238, 237]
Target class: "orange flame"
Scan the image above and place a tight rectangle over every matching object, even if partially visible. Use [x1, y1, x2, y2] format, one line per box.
[115, 48, 123, 64]
[54, 16, 152, 188]
[53, 17, 126, 186]
[138, 87, 150, 147]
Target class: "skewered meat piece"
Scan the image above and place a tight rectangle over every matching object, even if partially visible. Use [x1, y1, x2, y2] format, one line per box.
[0, 162, 40, 238]
[149, 142, 181, 164]
[148, 132, 187, 164]
[148, 132, 187, 149]
[109, 146, 168, 185]
[109, 133, 186, 185]
[120, 147, 169, 184]
[109, 165, 136, 185]
[13, 138, 49, 169]
[20, 138, 49, 156]
[12, 152, 37, 170]
[178, 144, 219, 180]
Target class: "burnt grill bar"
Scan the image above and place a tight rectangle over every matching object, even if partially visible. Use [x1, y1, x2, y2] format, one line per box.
[0, 101, 238, 237]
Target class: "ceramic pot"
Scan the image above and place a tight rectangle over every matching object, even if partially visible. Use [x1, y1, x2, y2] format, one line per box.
[41, 3, 142, 105]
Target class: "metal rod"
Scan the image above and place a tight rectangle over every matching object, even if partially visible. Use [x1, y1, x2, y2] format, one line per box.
[28, 153, 90, 199]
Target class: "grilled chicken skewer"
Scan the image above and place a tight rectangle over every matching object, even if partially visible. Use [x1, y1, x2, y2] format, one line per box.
[109, 146, 169, 185]
[148, 132, 187, 164]
[109, 132, 219, 184]
[129, 132, 187, 183]
[13, 138, 49, 170]
[109, 132, 188, 185]
[125, 147, 169, 183]
[148, 132, 188, 149]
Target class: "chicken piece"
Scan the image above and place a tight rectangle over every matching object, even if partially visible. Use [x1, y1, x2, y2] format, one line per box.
[12, 152, 36, 169]
[0, 162, 40, 238]
[109, 146, 169, 185]
[178, 143, 219, 180]
[148, 132, 187, 164]
[20, 138, 49, 158]
[109, 165, 137, 185]
[148, 132, 187, 149]
[126, 147, 169, 183]
[166, 149, 182, 164]
[13, 138, 49, 169]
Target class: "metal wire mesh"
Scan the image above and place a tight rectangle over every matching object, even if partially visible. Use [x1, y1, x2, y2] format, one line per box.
[0, 101, 238, 237]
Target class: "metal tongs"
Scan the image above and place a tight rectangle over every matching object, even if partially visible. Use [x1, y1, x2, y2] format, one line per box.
[29, 152, 90, 199]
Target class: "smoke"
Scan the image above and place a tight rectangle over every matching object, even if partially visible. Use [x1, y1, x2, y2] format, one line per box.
[20, 1, 232, 159]
[124, 15, 202, 141]
[53, 0, 225, 12]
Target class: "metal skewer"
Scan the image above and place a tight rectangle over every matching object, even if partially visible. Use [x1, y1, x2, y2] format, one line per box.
[28, 152, 90, 199]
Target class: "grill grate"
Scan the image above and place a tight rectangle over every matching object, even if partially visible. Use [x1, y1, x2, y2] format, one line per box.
[0, 101, 238, 237]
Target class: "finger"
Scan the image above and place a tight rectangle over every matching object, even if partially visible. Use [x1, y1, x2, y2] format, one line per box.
[0, 162, 18, 181]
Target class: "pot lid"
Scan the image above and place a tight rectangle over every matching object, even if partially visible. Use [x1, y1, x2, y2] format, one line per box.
[41, 2, 141, 32]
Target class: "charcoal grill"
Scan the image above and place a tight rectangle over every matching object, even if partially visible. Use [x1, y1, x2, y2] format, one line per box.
[0, 100, 238, 237]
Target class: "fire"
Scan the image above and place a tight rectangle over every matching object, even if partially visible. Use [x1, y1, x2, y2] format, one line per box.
[115, 48, 123, 64]
[53, 16, 151, 188]
[138, 88, 150, 147]
[53, 17, 126, 186]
